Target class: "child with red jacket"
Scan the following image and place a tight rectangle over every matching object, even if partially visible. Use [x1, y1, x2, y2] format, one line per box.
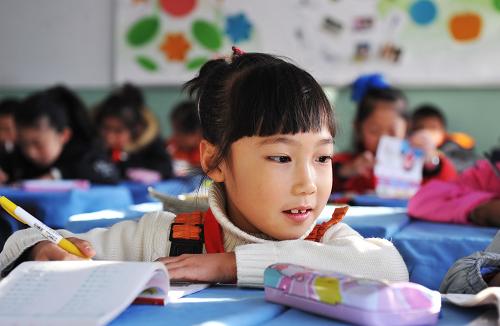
[333, 74, 456, 193]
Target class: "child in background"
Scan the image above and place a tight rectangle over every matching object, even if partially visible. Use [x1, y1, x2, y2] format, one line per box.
[440, 231, 500, 294]
[0, 51, 408, 286]
[94, 83, 173, 183]
[0, 99, 19, 183]
[0, 86, 119, 184]
[166, 100, 202, 176]
[411, 104, 477, 172]
[333, 74, 456, 193]
[409, 146, 500, 227]
[0, 99, 19, 156]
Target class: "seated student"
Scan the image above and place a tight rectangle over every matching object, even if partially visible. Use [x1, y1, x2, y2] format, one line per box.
[0, 99, 20, 183]
[440, 231, 500, 294]
[411, 104, 477, 172]
[1, 86, 119, 184]
[166, 100, 202, 176]
[409, 146, 500, 226]
[0, 50, 408, 286]
[333, 74, 456, 193]
[94, 83, 173, 183]
[0, 98, 19, 156]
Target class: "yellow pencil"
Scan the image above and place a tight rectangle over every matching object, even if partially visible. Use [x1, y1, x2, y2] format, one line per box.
[0, 196, 87, 258]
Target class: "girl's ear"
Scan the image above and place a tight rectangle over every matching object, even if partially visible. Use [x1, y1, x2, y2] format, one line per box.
[200, 139, 224, 182]
[60, 128, 72, 144]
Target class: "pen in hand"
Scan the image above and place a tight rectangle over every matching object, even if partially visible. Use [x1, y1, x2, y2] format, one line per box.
[0, 196, 89, 259]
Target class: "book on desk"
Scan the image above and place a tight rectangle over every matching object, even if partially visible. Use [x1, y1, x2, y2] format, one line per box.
[0, 260, 208, 325]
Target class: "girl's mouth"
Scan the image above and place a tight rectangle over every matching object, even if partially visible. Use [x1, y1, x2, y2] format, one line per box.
[282, 208, 313, 223]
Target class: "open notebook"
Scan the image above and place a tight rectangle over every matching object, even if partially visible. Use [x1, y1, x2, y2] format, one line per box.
[0, 261, 208, 326]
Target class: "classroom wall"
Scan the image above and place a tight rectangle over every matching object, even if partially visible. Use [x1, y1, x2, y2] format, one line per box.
[0, 86, 497, 154]
[0, 0, 497, 155]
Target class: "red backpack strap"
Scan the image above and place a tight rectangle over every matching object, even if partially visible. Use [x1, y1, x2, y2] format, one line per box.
[169, 211, 205, 256]
[168, 209, 226, 256]
[305, 206, 349, 242]
[203, 209, 225, 253]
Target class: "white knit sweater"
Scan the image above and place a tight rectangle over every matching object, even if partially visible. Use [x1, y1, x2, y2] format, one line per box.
[0, 184, 409, 286]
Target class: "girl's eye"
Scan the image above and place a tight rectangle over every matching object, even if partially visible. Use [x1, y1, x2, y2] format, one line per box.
[317, 156, 333, 163]
[268, 156, 291, 163]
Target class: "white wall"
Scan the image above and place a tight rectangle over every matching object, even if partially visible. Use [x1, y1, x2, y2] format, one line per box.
[0, 0, 113, 88]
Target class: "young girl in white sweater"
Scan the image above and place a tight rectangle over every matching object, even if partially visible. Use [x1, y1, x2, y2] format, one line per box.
[0, 49, 408, 286]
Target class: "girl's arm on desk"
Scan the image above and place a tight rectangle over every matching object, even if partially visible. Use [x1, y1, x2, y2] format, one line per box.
[234, 223, 408, 288]
[0, 211, 176, 276]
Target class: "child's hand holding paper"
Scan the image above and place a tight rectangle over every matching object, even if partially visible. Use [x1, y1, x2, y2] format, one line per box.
[409, 129, 440, 168]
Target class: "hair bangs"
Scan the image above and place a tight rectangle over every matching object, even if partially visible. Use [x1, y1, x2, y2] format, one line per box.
[228, 62, 335, 142]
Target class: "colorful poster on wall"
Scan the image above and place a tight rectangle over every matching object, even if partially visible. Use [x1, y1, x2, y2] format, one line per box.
[115, 0, 500, 86]
[115, 0, 267, 85]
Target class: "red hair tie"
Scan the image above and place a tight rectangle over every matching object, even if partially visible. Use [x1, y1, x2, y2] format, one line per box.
[231, 46, 245, 56]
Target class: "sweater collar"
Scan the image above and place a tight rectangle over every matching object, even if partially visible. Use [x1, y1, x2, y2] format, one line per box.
[208, 183, 318, 243]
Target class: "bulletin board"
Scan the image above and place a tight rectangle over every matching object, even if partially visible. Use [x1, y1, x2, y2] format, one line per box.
[114, 0, 500, 87]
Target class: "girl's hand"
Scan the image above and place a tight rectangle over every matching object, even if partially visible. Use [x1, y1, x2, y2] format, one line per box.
[339, 151, 374, 178]
[488, 273, 500, 287]
[30, 237, 96, 260]
[409, 130, 440, 167]
[157, 252, 237, 284]
[469, 199, 500, 227]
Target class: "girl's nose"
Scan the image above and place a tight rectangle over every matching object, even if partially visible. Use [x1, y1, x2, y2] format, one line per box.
[292, 164, 317, 196]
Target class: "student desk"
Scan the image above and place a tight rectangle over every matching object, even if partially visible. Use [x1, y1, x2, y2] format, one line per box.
[350, 194, 408, 207]
[65, 202, 162, 233]
[0, 185, 134, 229]
[320, 205, 410, 238]
[329, 193, 408, 207]
[393, 221, 498, 291]
[121, 175, 203, 204]
[110, 286, 489, 325]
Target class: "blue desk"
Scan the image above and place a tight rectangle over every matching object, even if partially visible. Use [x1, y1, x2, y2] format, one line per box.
[262, 302, 488, 326]
[393, 221, 498, 291]
[0, 186, 134, 229]
[122, 175, 203, 204]
[110, 287, 487, 325]
[320, 206, 410, 238]
[330, 193, 408, 207]
[111, 287, 285, 325]
[65, 202, 163, 233]
[351, 194, 408, 207]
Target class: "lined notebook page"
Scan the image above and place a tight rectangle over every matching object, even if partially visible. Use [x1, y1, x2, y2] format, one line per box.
[0, 261, 168, 326]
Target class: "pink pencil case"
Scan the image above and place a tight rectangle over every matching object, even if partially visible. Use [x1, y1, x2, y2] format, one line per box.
[264, 263, 441, 326]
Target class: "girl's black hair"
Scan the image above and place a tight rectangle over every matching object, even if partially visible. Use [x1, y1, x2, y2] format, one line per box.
[94, 83, 146, 140]
[354, 87, 408, 153]
[170, 100, 200, 134]
[15, 85, 95, 143]
[184, 52, 335, 171]
[0, 98, 20, 116]
[411, 104, 446, 127]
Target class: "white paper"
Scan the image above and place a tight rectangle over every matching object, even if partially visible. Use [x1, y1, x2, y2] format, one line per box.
[374, 136, 424, 199]
[169, 283, 210, 301]
[0, 261, 168, 326]
[443, 287, 500, 324]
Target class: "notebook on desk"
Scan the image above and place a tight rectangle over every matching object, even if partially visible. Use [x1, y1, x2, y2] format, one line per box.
[0, 261, 208, 326]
